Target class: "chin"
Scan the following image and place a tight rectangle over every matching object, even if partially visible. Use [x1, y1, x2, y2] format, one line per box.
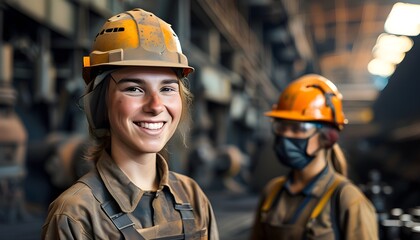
[135, 144, 166, 154]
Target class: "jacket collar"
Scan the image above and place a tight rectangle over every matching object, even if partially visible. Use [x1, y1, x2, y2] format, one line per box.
[96, 151, 173, 213]
[284, 165, 335, 198]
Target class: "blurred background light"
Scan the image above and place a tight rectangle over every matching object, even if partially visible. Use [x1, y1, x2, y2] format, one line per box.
[375, 33, 414, 53]
[372, 47, 405, 64]
[368, 58, 396, 77]
[384, 2, 420, 36]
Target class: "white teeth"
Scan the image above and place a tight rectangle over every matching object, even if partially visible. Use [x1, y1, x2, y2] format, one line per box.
[139, 122, 164, 130]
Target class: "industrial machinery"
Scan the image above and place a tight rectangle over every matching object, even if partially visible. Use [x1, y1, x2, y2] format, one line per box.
[0, 43, 28, 222]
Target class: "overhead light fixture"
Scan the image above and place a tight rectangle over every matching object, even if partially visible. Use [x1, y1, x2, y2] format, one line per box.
[367, 59, 396, 77]
[368, 32, 414, 78]
[375, 33, 413, 53]
[384, 2, 420, 36]
[373, 49, 405, 64]
[368, 3, 419, 83]
[371, 33, 413, 64]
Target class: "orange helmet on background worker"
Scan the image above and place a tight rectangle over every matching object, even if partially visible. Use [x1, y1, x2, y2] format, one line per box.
[265, 74, 347, 130]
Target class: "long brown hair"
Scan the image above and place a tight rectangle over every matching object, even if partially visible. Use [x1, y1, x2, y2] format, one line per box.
[327, 143, 348, 177]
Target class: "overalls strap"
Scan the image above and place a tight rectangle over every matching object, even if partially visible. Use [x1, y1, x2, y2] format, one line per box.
[261, 176, 287, 212]
[79, 171, 145, 240]
[168, 172, 196, 240]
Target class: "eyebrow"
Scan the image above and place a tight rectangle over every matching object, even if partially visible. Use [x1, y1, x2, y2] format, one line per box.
[116, 78, 179, 85]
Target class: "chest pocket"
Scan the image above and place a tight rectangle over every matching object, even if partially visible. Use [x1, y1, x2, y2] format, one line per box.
[79, 170, 206, 240]
[260, 177, 345, 240]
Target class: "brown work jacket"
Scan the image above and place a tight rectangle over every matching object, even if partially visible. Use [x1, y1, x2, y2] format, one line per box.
[42, 151, 219, 240]
[250, 166, 378, 240]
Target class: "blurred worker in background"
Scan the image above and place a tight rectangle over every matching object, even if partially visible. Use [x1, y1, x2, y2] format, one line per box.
[42, 8, 218, 240]
[250, 74, 378, 239]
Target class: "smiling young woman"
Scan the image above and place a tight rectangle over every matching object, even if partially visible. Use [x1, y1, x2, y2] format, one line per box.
[42, 8, 218, 240]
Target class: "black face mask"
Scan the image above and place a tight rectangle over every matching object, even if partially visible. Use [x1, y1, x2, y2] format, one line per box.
[273, 135, 317, 170]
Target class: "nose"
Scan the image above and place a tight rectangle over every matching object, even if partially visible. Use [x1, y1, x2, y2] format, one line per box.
[143, 92, 164, 115]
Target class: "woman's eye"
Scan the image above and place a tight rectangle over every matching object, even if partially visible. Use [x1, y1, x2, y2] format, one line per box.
[292, 126, 301, 133]
[125, 86, 143, 93]
[161, 86, 178, 92]
[162, 87, 173, 92]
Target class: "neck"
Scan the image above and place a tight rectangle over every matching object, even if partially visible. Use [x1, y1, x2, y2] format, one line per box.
[110, 142, 159, 191]
[290, 149, 327, 192]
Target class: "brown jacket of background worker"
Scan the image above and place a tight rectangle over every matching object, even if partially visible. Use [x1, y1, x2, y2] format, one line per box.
[250, 74, 378, 239]
[42, 8, 219, 240]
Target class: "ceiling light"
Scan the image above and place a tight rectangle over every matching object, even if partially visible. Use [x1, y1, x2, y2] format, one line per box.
[384, 2, 420, 36]
[372, 48, 405, 64]
[367, 59, 396, 77]
[375, 33, 414, 52]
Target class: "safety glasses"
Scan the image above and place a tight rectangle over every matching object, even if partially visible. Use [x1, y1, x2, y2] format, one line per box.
[272, 119, 322, 136]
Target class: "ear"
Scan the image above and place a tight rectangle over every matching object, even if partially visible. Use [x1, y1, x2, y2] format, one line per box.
[318, 127, 339, 148]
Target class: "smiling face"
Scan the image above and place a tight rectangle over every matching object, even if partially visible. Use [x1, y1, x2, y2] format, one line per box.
[107, 66, 182, 155]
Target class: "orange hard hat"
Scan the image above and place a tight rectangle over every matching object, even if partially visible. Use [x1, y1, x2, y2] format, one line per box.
[82, 8, 194, 84]
[265, 74, 348, 130]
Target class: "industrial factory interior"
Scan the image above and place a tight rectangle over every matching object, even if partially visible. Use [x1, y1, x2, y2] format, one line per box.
[1, 0, 420, 239]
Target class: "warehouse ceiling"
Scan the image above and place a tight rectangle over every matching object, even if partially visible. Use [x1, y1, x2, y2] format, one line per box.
[302, 0, 398, 126]
[244, 0, 420, 139]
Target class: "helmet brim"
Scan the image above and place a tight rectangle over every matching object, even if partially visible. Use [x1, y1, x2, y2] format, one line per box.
[265, 110, 316, 122]
[265, 110, 347, 128]
[83, 60, 194, 84]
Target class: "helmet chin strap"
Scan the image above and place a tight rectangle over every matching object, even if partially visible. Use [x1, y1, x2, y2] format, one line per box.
[93, 70, 115, 89]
